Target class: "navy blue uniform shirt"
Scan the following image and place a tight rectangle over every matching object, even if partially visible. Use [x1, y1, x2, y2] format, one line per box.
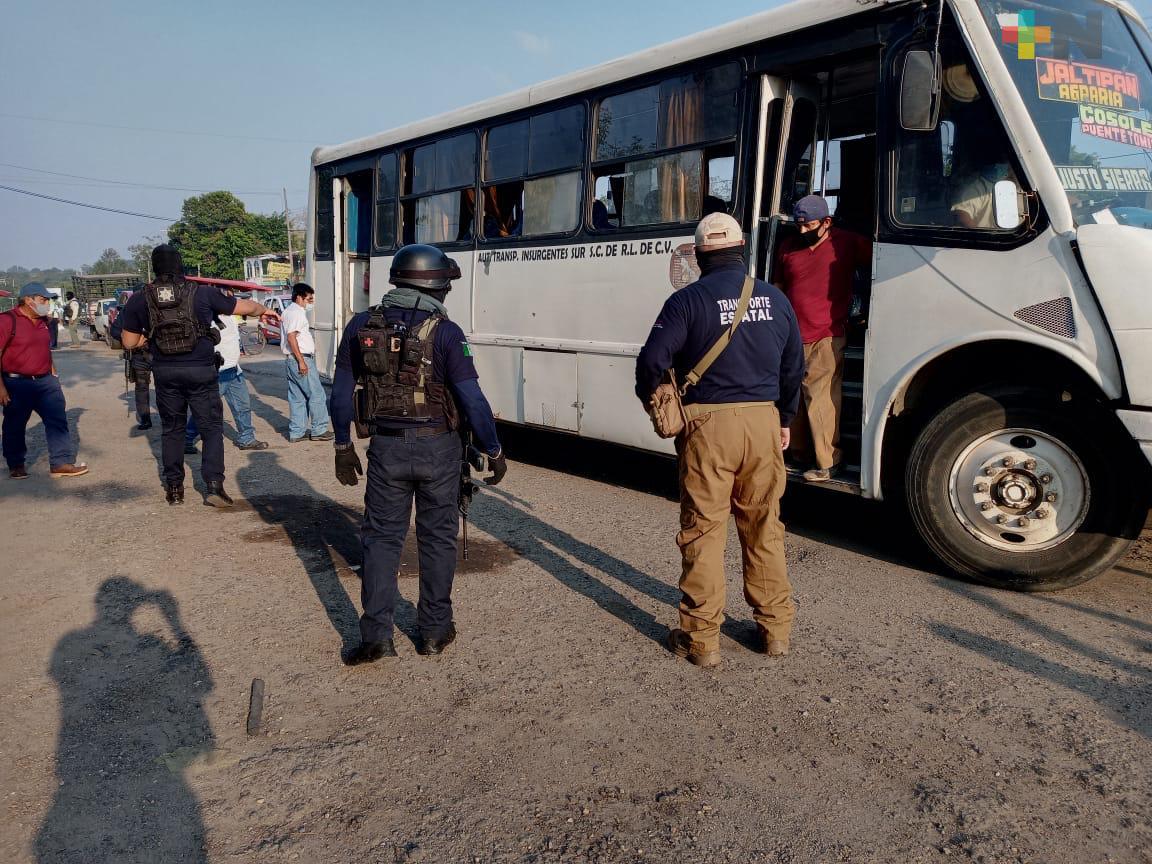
[118, 282, 237, 366]
[331, 306, 501, 454]
[635, 262, 805, 426]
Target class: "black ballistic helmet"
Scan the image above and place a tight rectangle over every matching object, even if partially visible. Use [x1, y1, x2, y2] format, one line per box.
[389, 244, 460, 292]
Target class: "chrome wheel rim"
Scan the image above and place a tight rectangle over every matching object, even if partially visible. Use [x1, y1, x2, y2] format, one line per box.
[947, 427, 1089, 552]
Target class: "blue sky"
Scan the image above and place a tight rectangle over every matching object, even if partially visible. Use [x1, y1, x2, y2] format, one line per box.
[2, 0, 1150, 270]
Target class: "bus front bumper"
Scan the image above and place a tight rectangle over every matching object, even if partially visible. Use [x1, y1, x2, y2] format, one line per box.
[1118, 408, 1152, 471]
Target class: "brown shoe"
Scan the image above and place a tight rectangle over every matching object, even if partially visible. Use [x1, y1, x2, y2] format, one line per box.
[9, 465, 28, 479]
[666, 628, 721, 669]
[50, 462, 89, 478]
[759, 633, 790, 657]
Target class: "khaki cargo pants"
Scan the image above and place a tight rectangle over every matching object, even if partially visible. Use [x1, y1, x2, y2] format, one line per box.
[675, 403, 794, 653]
[790, 336, 847, 469]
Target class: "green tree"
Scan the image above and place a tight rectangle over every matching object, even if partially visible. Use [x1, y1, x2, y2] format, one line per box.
[248, 212, 289, 253]
[87, 248, 135, 275]
[167, 192, 290, 280]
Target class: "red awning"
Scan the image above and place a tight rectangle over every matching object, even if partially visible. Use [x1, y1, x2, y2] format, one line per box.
[186, 276, 279, 292]
[0, 289, 11, 297]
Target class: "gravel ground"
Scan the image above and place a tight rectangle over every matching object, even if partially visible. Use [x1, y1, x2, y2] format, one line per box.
[1, 343, 1149, 864]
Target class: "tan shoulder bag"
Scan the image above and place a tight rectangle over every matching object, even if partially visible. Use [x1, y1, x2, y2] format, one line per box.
[647, 275, 756, 439]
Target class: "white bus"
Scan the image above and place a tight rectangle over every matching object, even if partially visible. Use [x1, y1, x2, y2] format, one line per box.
[306, 0, 1152, 591]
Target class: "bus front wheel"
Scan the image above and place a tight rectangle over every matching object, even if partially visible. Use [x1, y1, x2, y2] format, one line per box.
[905, 388, 1145, 591]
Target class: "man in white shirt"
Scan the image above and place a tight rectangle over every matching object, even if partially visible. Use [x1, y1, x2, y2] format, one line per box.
[64, 292, 83, 346]
[184, 291, 269, 452]
[281, 283, 332, 442]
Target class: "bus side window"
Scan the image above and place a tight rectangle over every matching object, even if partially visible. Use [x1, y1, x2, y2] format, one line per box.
[482, 106, 584, 239]
[315, 167, 335, 259]
[892, 35, 1023, 232]
[374, 152, 397, 251]
[401, 133, 476, 245]
[590, 62, 741, 231]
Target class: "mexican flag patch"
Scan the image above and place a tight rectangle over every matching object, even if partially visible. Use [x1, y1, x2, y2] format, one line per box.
[461, 342, 473, 357]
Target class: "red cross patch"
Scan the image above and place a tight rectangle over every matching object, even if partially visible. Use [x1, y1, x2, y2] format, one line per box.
[363, 337, 374, 347]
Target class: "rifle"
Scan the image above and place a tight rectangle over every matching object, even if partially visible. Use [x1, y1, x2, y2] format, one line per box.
[123, 350, 133, 416]
[458, 429, 484, 560]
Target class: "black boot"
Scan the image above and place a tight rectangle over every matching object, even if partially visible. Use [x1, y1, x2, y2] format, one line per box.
[203, 481, 234, 508]
[136, 416, 152, 430]
[415, 624, 457, 656]
[343, 640, 397, 666]
[165, 483, 184, 505]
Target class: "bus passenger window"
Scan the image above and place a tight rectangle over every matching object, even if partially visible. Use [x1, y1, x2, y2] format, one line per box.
[705, 154, 734, 214]
[375, 151, 397, 251]
[893, 40, 1022, 232]
[401, 132, 476, 245]
[482, 105, 584, 239]
[591, 62, 741, 231]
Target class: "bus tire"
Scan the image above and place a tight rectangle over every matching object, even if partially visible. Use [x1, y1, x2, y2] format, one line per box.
[904, 387, 1144, 592]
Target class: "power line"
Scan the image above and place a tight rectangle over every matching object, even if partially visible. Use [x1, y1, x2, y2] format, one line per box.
[0, 112, 317, 145]
[0, 184, 177, 221]
[0, 161, 306, 196]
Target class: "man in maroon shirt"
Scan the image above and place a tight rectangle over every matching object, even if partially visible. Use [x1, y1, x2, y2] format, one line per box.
[774, 195, 871, 481]
[0, 283, 88, 479]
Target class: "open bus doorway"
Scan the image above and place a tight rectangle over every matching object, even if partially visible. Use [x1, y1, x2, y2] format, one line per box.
[338, 170, 374, 328]
[750, 57, 879, 488]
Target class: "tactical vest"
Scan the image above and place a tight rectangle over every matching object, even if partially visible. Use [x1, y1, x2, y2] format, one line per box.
[144, 280, 218, 356]
[354, 308, 458, 433]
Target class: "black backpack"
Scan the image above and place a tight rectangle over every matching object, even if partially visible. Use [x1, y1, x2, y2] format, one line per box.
[144, 281, 214, 355]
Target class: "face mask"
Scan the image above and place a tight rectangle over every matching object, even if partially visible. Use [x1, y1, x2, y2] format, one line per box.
[33, 302, 50, 317]
[798, 224, 827, 248]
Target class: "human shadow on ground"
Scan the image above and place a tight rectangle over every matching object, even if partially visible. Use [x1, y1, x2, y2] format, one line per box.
[235, 450, 418, 654]
[35, 577, 214, 864]
[470, 487, 763, 651]
[496, 423, 939, 576]
[928, 578, 1152, 741]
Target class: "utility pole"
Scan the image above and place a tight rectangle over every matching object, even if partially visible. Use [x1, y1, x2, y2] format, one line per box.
[283, 188, 295, 279]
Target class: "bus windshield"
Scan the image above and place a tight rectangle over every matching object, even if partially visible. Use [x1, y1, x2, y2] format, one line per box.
[978, 0, 1152, 229]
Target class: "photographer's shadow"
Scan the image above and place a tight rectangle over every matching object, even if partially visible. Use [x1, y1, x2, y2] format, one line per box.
[35, 578, 213, 864]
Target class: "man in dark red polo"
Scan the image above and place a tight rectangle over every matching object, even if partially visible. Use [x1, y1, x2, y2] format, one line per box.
[0, 283, 89, 479]
[774, 195, 872, 482]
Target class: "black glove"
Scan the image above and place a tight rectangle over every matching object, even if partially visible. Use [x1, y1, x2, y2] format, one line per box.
[485, 449, 507, 486]
[335, 445, 363, 486]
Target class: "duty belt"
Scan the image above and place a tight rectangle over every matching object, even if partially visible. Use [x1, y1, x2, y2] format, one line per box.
[373, 423, 451, 439]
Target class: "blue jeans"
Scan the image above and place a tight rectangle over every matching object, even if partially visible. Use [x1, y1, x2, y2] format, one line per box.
[186, 367, 258, 446]
[2, 375, 75, 469]
[285, 356, 330, 439]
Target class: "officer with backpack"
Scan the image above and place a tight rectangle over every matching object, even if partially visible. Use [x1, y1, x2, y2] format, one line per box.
[636, 213, 805, 669]
[118, 244, 279, 507]
[329, 244, 507, 666]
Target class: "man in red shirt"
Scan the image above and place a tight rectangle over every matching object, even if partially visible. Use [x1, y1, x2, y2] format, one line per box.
[774, 195, 871, 481]
[0, 283, 89, 479]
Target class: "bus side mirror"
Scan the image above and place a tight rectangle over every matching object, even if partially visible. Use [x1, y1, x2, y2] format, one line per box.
[900, 50, 941, 132]
[994, 180, 1025, 229]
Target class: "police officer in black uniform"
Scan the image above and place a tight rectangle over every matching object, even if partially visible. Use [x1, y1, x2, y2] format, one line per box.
[110, 292, 154, 430]
[119, 244, 279, 507]
[331, 244, 506, 665]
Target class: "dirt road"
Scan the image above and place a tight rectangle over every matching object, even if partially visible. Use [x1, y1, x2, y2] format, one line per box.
[1, 343, 1149, 863]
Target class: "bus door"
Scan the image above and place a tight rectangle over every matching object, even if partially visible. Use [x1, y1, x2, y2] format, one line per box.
[337, 170, 374, 327]
[748, 76, 820, 282]
[748, 62, 880, 485]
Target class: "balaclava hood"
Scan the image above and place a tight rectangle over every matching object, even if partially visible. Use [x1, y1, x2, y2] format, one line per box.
[151, 244, 183, 281]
